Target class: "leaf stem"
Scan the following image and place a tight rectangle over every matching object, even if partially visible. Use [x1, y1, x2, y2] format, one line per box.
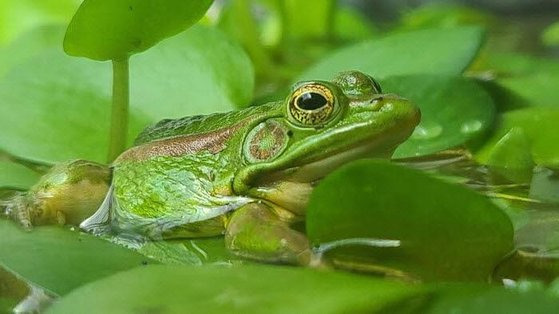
[107, 58, 130, 162]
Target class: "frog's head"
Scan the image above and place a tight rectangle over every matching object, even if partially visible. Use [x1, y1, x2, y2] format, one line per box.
[234, 71, 420, 205]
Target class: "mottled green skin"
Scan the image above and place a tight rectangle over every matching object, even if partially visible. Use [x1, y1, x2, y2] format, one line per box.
[90, 71, 420, 239]
[110, 104, 282, 237]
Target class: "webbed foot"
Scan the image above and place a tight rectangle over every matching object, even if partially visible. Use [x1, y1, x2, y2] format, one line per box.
[225, 202, 315, 265]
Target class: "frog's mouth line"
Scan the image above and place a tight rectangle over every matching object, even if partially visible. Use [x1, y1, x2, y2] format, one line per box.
[284, 125, 413, 183]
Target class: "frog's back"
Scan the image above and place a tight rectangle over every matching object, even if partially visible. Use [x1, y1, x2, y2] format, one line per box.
[134, 103, 279, 145]
[84, 103, 281, 238]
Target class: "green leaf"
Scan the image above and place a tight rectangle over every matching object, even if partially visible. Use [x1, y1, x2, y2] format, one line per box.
[46, 264, 422, 314]
[380, 75, 496, 158]
[480, 53, 559, 108]
[397, 4, 494, 31]
[542, 21, 559, 47]
[217, 0, 277, 80]
[0, 0, 80, 45]
[0, 161, 40, 190]
[0, 25, 253, 163]
[298, 26, 485, 81]
[486, 128, 534, 183]
[498, 73, 559, 108]
[64, 0, 213, 61]
[423, 285, 559, 314]
[0, 220, 155, 296]
[334, 7, 378, 42]
[475, 108, 559, 168]
[0, 25, 65, 79]
[306, 160, 514, 281]
[484, 53, 559, 76]
[283, 0, 335, 40]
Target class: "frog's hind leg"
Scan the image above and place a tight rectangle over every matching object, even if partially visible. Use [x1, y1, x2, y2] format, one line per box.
[225, 202, 312, 265]
[4, 160, 110, 229]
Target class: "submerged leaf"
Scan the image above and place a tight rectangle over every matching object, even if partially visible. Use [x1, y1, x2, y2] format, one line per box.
[0, 161, 40, 190]
[0, 220, 155, 296]
[306, 160, 514, 281]
[46, 264, 422, 314]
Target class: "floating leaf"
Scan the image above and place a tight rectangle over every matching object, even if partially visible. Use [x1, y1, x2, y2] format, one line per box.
[475, 108, 559, 168]
[282, 0, 335, 40]
[46, 265, 422, 314]
[0, 0, 80, 45]
[0, 26, 253, 163]
[0, 161, 40, 190]
[481, 53, 559, 108]
[542, 21, 559, 47]
[423, 284, 559, 314]
[498, 73, 559, 108]
[486, 128, 534, 183]
[64, 0, 213, 60]
[398, 4, 494, 31]
[380, 75, 496, 158]
[0, 220, 155, 296]
[0, 25, 65, 79]
[306, 160, 514, 281]
[298, 26, 485, 81]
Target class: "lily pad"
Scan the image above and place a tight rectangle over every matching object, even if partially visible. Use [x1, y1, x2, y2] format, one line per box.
[0, 0, 80, 45]
[499, 73, 559, 108]
[381, 75, 495, 158]
[481, 53, 559, 108]
[0, 25, 65, 78]
[0, 161, 40, 190]
[397, 4, 494, 31]
[46, 264, 422, 314]
[306, 160, 514, 281]
[64, 0, 213, 60]
[298, 26, 484, 81]
[0, 220, 155, 296]
[485, 128, 534, 183]
[423, 284, 559, 314]
[475, 108, 559, 168]
[282, 0, 335, 40]
[0, 25, 253, 163]
[542, 21, 559, 47]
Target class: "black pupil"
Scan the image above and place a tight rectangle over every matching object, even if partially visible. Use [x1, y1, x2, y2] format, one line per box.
[297, 92, 327, 110]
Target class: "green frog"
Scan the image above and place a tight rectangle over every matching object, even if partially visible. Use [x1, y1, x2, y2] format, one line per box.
[5, 71, 420, 265]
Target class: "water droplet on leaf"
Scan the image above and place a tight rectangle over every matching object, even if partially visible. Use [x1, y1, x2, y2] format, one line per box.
[411, 122, 443, 140]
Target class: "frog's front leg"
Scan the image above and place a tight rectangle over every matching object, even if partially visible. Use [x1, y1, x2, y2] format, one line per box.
[4, 160, 110, 229]
[225, 202, 312, 265]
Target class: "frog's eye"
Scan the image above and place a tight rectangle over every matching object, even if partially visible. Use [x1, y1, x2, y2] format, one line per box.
[288, 84, 336, 126]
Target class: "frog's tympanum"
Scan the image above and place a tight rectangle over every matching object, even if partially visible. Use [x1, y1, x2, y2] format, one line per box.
[6, 71, 420, 265]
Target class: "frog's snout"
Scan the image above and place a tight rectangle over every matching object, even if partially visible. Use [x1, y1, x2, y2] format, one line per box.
[369, 94, 421, 126]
